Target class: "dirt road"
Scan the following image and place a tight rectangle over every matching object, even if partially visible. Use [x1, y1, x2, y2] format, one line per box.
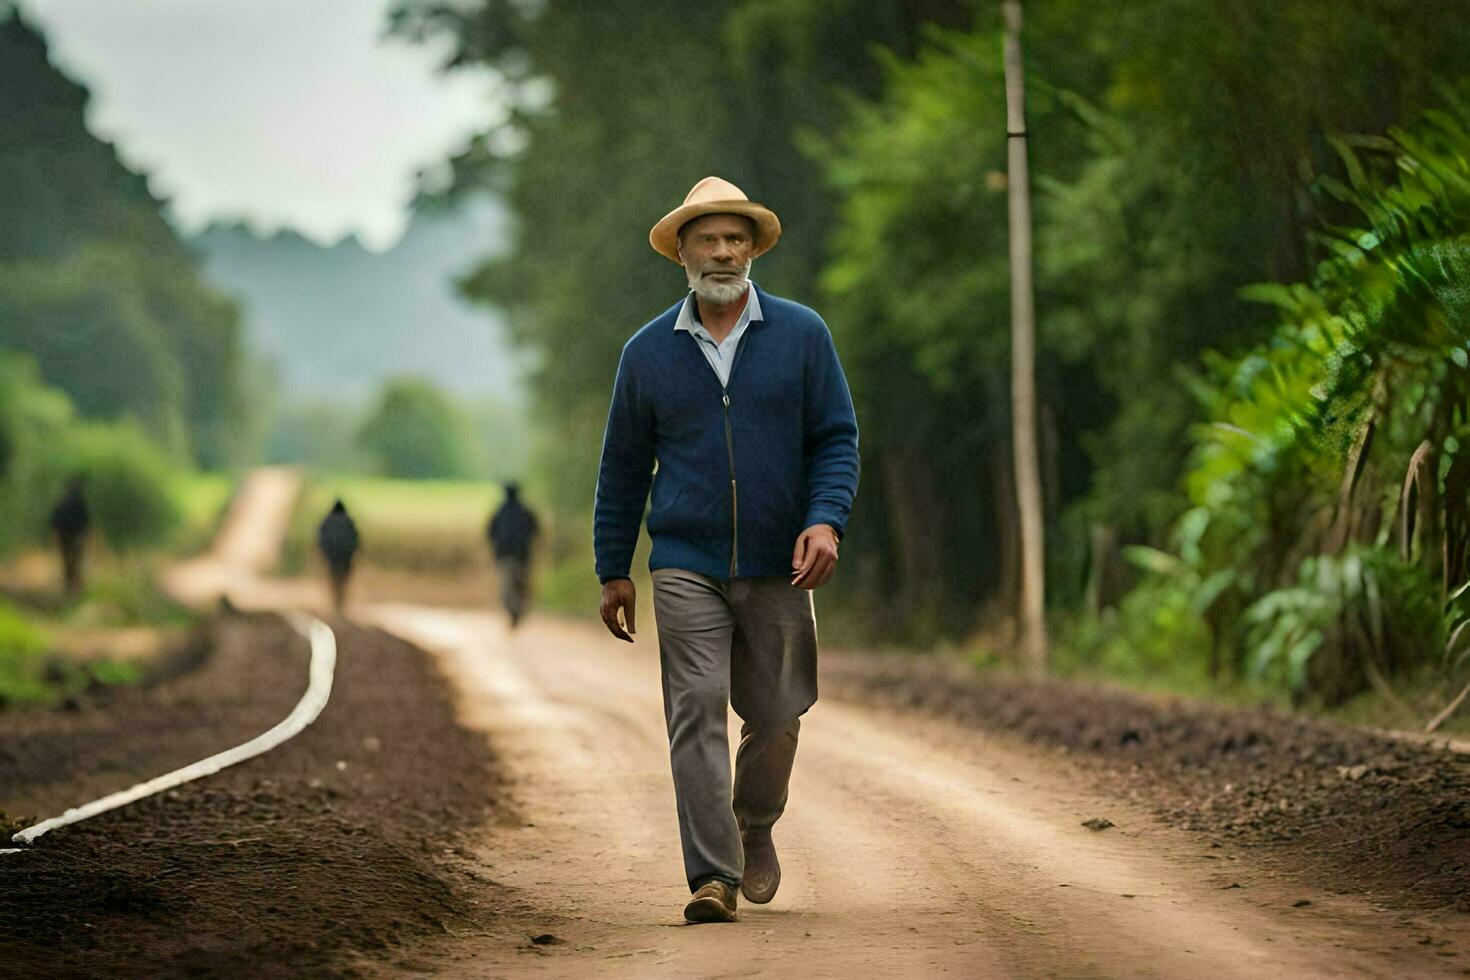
[368, 605, 1463, 978]
[161, 465, 326, 613]
[9, 467, 1465, 976]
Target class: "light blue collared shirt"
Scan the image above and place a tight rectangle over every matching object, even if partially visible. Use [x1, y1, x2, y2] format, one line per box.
[673, 282, 763, 388]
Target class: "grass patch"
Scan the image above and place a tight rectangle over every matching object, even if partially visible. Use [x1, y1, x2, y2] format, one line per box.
[69, 562, 197, 628]
[0, 595, 145, 707]
[0, 597, 53, 704]
[0, 555, 194, 707]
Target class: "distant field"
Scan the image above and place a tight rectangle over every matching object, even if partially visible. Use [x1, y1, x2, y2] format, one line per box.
[284, 474, 499, 575]
[300, 476, 496, 531]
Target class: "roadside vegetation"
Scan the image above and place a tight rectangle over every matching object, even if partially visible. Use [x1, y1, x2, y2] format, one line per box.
[0, 595, 154, 709]
[6, 1, 1470, 731]
[393, 0, 1470, 729]
[0, 14, 248, 706]
[1069, 87, 1470, 729]
[0, 467, 232, 707]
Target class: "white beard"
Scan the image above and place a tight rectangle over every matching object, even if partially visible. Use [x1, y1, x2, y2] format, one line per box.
[687, 261, 752, 306]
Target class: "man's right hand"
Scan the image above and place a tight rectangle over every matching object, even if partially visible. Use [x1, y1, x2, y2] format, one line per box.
[599, 578, 637, 642]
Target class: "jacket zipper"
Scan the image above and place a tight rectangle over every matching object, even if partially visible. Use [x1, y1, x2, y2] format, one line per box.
[721, 326, 754, 579]
[722, 389, 738, 578]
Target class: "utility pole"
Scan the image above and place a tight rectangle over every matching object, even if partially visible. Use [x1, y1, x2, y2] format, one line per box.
[1002, 0, 1048, 674]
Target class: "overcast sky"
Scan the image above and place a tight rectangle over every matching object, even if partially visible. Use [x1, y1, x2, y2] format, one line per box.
[19, 0, 500, 250]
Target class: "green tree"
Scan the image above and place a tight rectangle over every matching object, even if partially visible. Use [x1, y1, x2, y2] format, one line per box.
[390, 0, 971, 633]
[1030, 0, 1470, 545]
[810, 0, 1470, 643]
[0, 9, 255, 467]
[394, 0, 1470, 649]
[64, 421, 182, 553]
[0, 354, 76, 556]
[809, 27, 1059, 637]
[0, 246, 187, 452]
[0, 354, 181, 557]
[357, 377, 484, 479]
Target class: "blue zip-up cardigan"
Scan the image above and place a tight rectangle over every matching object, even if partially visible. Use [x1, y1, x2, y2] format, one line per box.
[594, 284, 860, 583]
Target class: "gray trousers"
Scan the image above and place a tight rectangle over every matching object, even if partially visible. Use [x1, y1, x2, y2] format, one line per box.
[651, 568, 819, 892]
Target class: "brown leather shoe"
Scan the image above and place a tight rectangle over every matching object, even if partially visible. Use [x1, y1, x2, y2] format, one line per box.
[741, 830, 780, 904]
[683, 879, 738, 923]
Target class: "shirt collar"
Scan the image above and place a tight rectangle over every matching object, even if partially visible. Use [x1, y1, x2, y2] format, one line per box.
[674, 281, 763, 334]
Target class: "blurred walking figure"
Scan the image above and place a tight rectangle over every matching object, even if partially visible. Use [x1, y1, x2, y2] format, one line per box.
[595, 177, 859, 923]
[49, 477, 90, 598]
[317, 500, 359, 612]
[487, 482, 539, 628]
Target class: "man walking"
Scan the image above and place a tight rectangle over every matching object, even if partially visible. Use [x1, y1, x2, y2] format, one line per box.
[317, 499, 360, 612]
[49, 477, 90, 598]
[487, 482, 540, 627]
[594, 176, 859, 923]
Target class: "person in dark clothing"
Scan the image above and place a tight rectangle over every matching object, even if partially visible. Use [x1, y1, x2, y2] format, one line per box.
[317, 500, 360, 612]
[49, 478, 90, 598]
[594, 177, 858, 923]
[487, 482, 540, 627]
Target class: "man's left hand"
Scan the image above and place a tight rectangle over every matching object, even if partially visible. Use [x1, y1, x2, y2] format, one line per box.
[791, 523, 839, 590]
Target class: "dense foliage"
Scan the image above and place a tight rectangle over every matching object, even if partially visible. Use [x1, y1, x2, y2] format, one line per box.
[395, 1, 1470, 669]
[1098, 84, 1470, 703]
[0, 9, 253, 469]
[0, 354, 182, 556]
[0, 8, 240, 560]
[357, 377, 487, 479]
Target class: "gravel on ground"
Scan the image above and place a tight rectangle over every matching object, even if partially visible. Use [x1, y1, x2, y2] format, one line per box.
[822, 651, 1470, 914]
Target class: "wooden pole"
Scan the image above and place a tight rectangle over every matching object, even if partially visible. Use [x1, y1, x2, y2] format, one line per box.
[1002, 0, 1048, 674]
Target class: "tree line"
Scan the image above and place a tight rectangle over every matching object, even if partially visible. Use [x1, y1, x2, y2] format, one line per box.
[0, 8, 253, 554]
[394, 1, 1470, 704]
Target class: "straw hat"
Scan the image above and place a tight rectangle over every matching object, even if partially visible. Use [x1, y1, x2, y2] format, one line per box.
[649, 176, 782, 264]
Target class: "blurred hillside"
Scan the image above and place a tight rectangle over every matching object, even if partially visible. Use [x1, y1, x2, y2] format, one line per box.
[192, 197, 520, 402]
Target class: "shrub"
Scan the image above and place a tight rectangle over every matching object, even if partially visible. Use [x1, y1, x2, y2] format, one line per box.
[0, 354, 78, 557]
[357, 377, 485, 480]
[0, 598, 53, 705]
[63, 422, 181, 552]
[1242, 547, 1443, 702]
[1111, 80, 1470, 703]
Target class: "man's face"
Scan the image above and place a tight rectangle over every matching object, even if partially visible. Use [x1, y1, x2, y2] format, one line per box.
[678, 213, 756, 305]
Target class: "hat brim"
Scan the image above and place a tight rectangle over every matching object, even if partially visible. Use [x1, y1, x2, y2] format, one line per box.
[649, 200, 782, 264]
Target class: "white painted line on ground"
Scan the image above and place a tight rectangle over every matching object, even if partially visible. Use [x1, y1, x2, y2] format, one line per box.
[4, 613, 336, 851]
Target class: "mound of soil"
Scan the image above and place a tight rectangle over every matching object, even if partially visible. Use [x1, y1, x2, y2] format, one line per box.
[822, 652, 1470, 913]
[0, 613, 507, 977]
